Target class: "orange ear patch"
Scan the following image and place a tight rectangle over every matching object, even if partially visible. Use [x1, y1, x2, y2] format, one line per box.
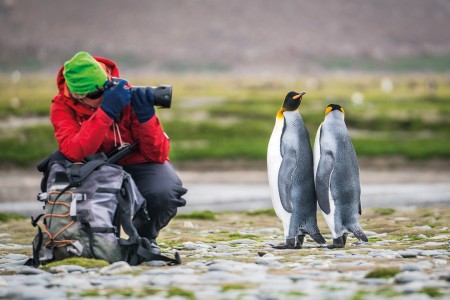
[277, 108, 285, 119]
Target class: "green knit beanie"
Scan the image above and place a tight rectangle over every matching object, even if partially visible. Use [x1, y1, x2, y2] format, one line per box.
[63, 52, 108, 94]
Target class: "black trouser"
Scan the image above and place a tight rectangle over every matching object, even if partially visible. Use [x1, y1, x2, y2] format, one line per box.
[124, 162, 187, 240]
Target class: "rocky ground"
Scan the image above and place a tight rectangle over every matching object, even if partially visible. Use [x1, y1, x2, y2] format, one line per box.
[0, 207, 449, 299]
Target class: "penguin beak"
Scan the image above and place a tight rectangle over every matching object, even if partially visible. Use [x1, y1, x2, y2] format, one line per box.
[293, 91, 306, 100]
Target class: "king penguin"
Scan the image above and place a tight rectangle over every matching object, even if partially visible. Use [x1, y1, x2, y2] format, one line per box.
[267, 91, 326, 249]
[313, 104, 368, 248]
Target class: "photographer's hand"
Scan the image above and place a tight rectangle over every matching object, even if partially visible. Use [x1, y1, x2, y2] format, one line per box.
[101, 80, 131, 120]
[131, 88, 155, 123]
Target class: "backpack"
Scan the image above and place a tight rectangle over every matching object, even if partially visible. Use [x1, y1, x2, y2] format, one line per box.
[29, 153, 181, 266]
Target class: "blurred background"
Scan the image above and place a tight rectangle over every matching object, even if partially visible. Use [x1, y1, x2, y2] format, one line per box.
[0, 0, 449, 212]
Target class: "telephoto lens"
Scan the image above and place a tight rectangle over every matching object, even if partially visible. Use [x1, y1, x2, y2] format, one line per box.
[111, 78, 172, 108]
[132, 85, 172, 108]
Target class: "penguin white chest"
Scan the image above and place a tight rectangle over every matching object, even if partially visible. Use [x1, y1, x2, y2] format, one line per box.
[267, 117, 291, 236]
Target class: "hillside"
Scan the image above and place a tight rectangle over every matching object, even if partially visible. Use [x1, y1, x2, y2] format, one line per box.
[1, 0, 450, 73]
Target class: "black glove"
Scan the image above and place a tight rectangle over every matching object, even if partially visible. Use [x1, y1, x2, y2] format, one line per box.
[131, 88, 155, 123]
[101, 80, 131, 120]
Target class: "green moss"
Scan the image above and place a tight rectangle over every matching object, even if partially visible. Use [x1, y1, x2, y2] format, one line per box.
[246, 209, 276, 216]
[365, 267, 401, 279]
[228, 233, 258, 240]
[368, 236, 382, 242]
[167, 287, 196, 300]
[351, 290, 370, 300]
[409, 235, 426, 241]
[41, 257, 109, 270]
[373, 208, 396, 216]
[221, 283, 248, 292]
[138, 287, 161, 296]
[287, 291, 307, 296]
[420, 287, 443, 298]
[176, 210, 217, 220]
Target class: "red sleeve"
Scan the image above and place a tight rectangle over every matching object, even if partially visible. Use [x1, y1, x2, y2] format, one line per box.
[50, 100, 113, 162]
[134, 115, 170, 163]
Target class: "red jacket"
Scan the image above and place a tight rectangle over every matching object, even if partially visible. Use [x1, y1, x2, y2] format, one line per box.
[50, 56, 170, 164]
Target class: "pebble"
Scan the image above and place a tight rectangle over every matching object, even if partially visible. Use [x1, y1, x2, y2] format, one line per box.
[398, 250, 418, 258]
[413, 225, 432, 230]
[0, 222, 449, 299]
[394, 271, 430, 284]
[99, 261, 132, 275]
[394, 217, 410, 222]
[48, 264, 87, 274]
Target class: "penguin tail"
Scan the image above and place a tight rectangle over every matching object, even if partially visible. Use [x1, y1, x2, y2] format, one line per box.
[348, 225, 368, 242]
[310, 232, 326, 244]
[302, 226, 326, 244]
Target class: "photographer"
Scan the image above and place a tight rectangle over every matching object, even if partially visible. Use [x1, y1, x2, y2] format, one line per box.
[50, 51, 187, 253]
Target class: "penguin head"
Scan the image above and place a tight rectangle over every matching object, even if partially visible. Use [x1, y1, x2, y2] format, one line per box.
[324, 104, 345, 117]
[283, 91, 305, 111]
[277, 91, 305, 118]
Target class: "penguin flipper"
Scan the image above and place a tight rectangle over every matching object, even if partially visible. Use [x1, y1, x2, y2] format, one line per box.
[316, 151, 333, 215]
[278, 152, 295, 213]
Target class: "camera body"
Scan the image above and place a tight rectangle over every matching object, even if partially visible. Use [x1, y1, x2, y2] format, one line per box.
[111, 77, 172, 108]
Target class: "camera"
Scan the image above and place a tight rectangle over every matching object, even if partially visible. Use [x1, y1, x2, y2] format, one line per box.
[111, 77, 172, 108]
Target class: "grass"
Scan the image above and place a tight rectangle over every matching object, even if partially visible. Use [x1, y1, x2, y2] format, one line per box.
[0, 212, 27, 222]
[0, 74, 449, 167]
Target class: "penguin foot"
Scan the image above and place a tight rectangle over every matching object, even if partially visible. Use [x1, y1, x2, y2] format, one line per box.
[327, 234, 347, 249]
[272, 237, 299, 249]
[294, 235, 305, 249]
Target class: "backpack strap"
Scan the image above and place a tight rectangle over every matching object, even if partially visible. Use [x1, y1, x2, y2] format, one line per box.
[29, 214, 45, 267]
[66, 159, 107, 186]
[136, 238, 181, 265]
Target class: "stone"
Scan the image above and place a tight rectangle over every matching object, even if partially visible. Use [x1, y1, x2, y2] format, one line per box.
[413, 225, 432, 230]
[99, 261, 132, 275]
[398, 251, 418, 258]
[17, 266, 47, 275]
[394, 271, 430, 284]
[49, 265, 87, 274]
[146, 260, 167, 267]
[0, 253, 30, 267]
